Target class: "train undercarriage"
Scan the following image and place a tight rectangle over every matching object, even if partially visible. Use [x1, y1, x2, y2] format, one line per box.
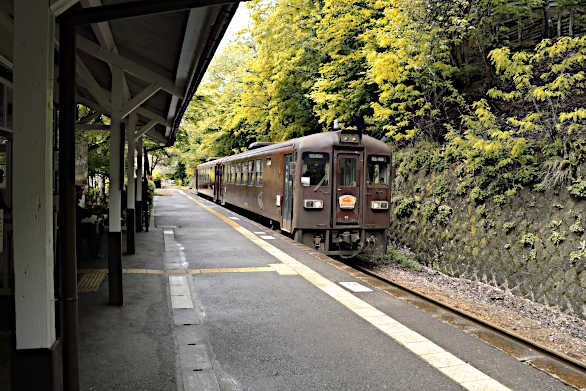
[294, 228, 387, 258]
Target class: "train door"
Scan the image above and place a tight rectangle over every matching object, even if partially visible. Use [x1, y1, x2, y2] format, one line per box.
[214, 164, 223, 202]
[195, 169, 199, 193]
[334, 151, 362, 226]
[282, 154, 294, 232]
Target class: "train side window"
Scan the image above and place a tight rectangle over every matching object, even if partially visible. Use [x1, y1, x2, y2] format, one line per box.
[367, 156, 389, 186]
[301, 152, 329, 187]
[248, 160, 254, 185]
[256, 159, 263, 185]
[243, 162, 248, 185]
[239, 162, 244, 184]
[339, 158, 357, 187]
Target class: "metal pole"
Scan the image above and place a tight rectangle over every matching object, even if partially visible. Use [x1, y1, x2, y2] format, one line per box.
[58, 17, 80, 391]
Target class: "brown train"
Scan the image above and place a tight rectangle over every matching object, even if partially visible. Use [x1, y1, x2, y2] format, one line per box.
[195, 130, 391, 257]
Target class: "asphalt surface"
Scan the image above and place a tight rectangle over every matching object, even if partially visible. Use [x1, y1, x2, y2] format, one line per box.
[155, 189, 573, 391]
[78, 226, 177, 391]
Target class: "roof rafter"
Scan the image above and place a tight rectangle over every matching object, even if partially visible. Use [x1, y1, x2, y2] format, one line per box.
[50, 0, 81, 17]
[79, 0, 131, 101]
[77, 35, 185, 98]
[121, 83, 161, 120]
[135, 119, 159, 138]
[76, 55, 111, 110]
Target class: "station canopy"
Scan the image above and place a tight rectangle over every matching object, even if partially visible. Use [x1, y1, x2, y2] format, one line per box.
[0, 0, 238, 145]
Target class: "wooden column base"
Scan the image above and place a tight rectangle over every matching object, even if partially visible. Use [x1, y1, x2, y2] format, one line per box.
[14, 339, 63, 391]
[135, 201, 143, 232]
[126, 209, 135, 255]
[108, 232, 123, 306]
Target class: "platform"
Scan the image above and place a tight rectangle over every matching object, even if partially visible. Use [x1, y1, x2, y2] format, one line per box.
[76, 188, 577, 390]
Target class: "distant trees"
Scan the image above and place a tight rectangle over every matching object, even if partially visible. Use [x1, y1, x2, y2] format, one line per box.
[172, 0, 585, 192]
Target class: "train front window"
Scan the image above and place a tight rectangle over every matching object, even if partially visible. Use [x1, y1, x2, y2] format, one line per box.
[301, 153, 329, 187]
[367, 156, 390, 186]
[339, 158, 357, 187]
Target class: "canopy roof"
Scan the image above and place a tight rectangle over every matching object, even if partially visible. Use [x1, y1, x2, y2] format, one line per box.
[0, 0, 239, 145]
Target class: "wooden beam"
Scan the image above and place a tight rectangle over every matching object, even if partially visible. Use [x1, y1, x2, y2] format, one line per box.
[76, 35, 185, 98]
[121, 83, 160, 119]
[50, 0, 80, 16]
[76, 96, 109, 116]
[76, 111, 101, 125]
[76, 56, 111, 110]
[63, 0, 242, 25]
[136, 107, 171, 127]
[135, 119, 159, 138]
[166, 9, 203, 136]
[76, 124, 110, 131]
[80, 0, 130, 100]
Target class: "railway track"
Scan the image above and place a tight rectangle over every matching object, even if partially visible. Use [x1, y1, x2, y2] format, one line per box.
[321, 254, 586, 390]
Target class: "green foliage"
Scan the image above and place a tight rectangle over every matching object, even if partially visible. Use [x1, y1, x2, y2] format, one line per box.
[379, 246, 421, 271]
[470, 186, 489, 204]
[394, 197, 416, 218]
[455, 180, 470, 196]
[422, 200, 438, 221]
[520, 233, 536, 248]
[173, 162, 187, 184]
[570, 217, 584, 235]
[431, 176, 448, 198]
[567, 178, 586, 199]
[310, 0, 380, 129]
[476, 205, 488, 218]
[493, 194, 506, 206]
[549, 231, 566, 246]
[503, 221, 517, 234]
[569, 241, 586, 266]
[436, 205, 453, 225]
[549, 219, 562, 228]
[145, 180, 156, 212]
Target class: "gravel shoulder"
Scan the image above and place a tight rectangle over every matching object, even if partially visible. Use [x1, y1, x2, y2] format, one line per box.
[360, 259, 586, 366]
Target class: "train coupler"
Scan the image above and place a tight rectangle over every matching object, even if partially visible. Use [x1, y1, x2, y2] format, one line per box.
[333, 230, 360, 246]
[312, 235, 323, 249]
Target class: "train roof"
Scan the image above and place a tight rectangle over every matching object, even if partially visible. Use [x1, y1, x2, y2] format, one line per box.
[196, 131, 390, 167]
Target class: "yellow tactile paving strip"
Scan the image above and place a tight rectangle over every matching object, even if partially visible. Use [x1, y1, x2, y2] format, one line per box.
[178, 190, 513, 391]
[77, 270, 107, 293]
[77, 265, 295, 292]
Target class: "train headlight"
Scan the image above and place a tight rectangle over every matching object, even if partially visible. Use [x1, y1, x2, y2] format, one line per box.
[304, 199, 324, 209]
[340, 133, 360, 143]
[371, 201, 389, 210]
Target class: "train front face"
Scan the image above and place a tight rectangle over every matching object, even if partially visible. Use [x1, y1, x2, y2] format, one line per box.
[295, 130, 391, 257]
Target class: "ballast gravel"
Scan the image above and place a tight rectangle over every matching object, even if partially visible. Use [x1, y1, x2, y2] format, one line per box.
[363, 260, 586, 365]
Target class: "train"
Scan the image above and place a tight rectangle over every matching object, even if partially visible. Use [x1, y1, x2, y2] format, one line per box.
[195, 129, 391, 257]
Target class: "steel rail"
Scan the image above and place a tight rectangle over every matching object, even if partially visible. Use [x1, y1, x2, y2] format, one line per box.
[344, 259, 586, 372]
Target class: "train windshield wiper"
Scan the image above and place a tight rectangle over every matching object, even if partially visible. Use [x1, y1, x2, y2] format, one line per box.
[313, 176, 327, 191]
